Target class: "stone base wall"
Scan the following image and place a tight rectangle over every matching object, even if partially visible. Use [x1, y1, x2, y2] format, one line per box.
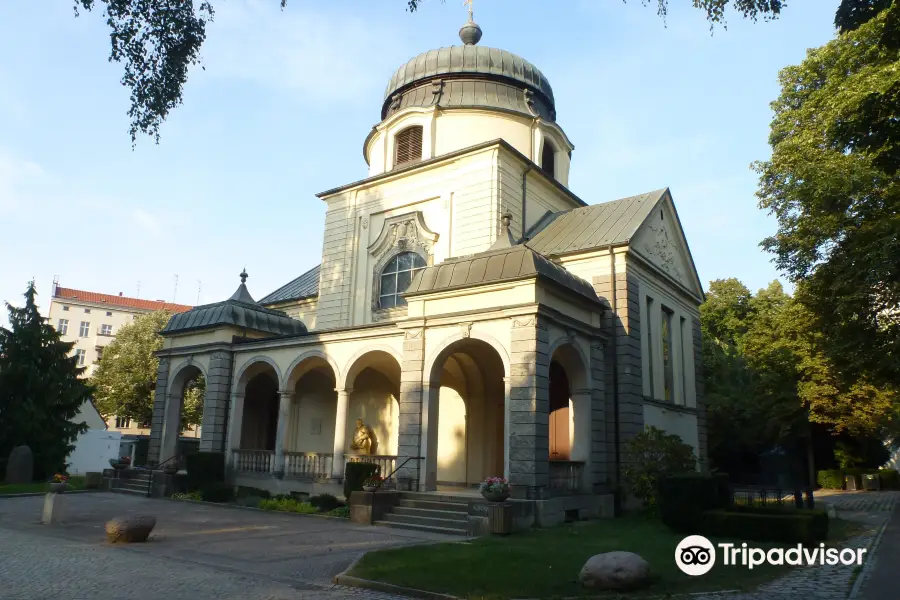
[233, 472, 345, 499]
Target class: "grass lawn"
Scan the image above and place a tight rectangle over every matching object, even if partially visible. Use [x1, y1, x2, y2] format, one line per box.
[0, 476, 86, 495]
[350, 515, 865, 599]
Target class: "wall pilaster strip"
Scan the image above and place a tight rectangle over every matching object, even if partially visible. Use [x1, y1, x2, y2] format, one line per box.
[147, 356, 170, 466]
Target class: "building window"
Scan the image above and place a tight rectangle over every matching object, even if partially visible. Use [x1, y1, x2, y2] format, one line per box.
[379, 252, 426, 309]
[79, 321, 90, 337]
[75, 349, 86, 366]
[115, 416, 131, 428]
[58, 319, 69, 335]
[96, 347, 104, 362]
[661, 306, 674, 402]
[394, 126, 423, 167]
[646, 296, 655, 398]
[62, 305, 69, 312]
[84, 308, 91, 314]
[106, 311, 113, 317]
[680, 316, 688, 405]
[541, 140, 556, 178]
[100, 324, 113, 336]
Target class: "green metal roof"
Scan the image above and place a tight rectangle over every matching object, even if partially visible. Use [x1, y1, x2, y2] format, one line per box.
[162, 282, 307, 337]
[527, 189, 668, 256]
[404, 244, 599, 305]
[259, 265, 320, 306]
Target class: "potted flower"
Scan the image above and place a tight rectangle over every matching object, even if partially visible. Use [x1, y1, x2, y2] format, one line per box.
[49, 473, 69, 494]
[479, 476, 510, 502]
[110, 456, 131, 470]
[362, 475, 384, 492]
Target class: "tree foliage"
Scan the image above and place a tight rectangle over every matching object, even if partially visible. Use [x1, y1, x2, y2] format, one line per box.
[754, 4, 900, 387]
[91, 310, 204, 429]
[0, 282, 92, 479]
[701, 278, 899, 475]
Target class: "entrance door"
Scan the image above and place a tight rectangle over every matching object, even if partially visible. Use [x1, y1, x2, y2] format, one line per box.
[549, 362, 571, 460]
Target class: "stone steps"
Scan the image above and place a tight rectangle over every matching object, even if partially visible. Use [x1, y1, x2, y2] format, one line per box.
[373, 492, 470, 536]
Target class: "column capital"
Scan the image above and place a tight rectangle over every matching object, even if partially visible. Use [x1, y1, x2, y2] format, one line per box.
[278, 389, 294, 399]
[571, 388, 592, 396]
[335, 387, 353, 395]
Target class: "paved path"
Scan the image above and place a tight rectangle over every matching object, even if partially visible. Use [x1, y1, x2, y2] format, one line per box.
[0, 492, 461, 600]
[694, 491, 900, 600]
[856, 500, 899, 600]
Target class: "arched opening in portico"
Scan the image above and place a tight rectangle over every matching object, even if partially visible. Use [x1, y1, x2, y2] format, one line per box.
[160, 363, 205, 466]
[342, 350, 402, 478]
[548, 342, 591, 493]
[232, 361, 280, 473]
[427, 338, 506, 490]
[283, 354, 339, 478]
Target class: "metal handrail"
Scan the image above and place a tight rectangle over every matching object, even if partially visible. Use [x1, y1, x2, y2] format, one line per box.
[147, 455, 178, 497]
[369, 456, 423, 525]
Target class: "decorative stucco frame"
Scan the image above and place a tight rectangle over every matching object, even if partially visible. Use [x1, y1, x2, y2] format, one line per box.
[368, 211, 439, 320]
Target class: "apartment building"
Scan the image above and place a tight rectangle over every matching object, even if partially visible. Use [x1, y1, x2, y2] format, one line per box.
[48, 280, 196, 439]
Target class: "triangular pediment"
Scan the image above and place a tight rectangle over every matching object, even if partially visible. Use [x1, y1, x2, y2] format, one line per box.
[629, 191, 704, 301]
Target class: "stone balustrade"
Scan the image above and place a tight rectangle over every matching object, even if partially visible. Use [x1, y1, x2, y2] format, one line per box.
[284, 452, 333, 480]
[233, 449, 274, 474]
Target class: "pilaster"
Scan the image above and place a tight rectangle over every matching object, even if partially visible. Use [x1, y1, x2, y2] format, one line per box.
[200, 350, 233, 453]
[397, 328, 425, 490]
[147, 356, 170, 466]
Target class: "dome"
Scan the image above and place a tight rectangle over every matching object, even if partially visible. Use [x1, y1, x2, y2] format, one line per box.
[381, 44, 556, 122]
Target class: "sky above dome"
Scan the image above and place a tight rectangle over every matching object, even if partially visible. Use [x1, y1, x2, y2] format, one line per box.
[0, 0, 836, 325]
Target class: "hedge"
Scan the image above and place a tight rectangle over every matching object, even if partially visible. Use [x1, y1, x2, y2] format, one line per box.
[816, 468, 900, 490]
[701, 508, 829, 544]
[658, 473, 729, 532]
[309, 493, 343, 512]
[344, 462, 379, 499]
[199, 482, 234, 503]
[185, 452, 225, 491]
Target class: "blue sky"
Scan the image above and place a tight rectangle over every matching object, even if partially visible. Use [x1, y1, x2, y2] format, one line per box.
[0, 0, 838, 325]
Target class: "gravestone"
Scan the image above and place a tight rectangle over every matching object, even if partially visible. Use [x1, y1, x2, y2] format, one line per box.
[5, 445, 33, 484]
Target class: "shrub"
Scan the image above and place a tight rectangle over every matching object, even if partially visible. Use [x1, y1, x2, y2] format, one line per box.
[817, 469, 845, 490]
[259, 497, 318, 514]
[199, 482, 233, 503]
[236, 486, 271, 499]
[701, 507, 829, 544]
[309, 493, 342, 512]
[185, 452, 225, 490]
[344, 462, 380, 499]
[623, 426, 697, 510]
[326, 506, 351, 518]
[170, 491, 202, 501]
[658, 473, 729, 532]
[878, 469, 900, 490]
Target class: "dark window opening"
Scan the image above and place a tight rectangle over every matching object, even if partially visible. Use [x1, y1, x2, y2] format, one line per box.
[541, 142, 556, 178]
[395, 126, 423, 167]
[379, 252, 426, 309]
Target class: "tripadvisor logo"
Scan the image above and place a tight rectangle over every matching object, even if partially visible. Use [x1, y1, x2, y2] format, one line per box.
[675, 536, 867, 575]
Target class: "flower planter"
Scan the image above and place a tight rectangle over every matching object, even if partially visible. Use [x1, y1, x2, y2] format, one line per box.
[362, 486, 377, 492]
[481, 490, 510, 503]
[112, 463, 128, 471]
[49, 482, 67, 494]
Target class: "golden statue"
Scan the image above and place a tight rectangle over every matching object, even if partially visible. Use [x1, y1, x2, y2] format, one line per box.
[350, 419, 377, 455]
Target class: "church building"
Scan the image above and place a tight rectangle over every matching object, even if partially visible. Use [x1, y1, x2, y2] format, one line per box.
[148, 13, 707, 528]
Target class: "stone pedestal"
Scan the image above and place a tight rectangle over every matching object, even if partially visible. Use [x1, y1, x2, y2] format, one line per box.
[487, 502, 512, 535]
[349, 490, 400, 525]
[41, 493, 64, 524]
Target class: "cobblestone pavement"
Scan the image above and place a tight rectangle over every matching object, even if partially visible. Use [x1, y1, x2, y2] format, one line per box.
[693, 492, 900, 600]
[0, 492, 459, 600]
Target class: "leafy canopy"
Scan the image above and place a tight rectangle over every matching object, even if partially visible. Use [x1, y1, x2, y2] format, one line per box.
[754, 4, 900, 387]
[91, 310, 204, 429]
[0, 282, 92, 479]
[623, 426, 697, 510]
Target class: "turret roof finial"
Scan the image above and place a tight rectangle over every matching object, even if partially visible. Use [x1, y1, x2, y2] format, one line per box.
[240, 268, 248, 284]
[459, 0, 483, 45]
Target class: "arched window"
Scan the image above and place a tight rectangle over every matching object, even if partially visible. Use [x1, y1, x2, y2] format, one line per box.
[379, 252, 427, 308]
[541, 140, 556, 178]
[395, 126, 423, 167]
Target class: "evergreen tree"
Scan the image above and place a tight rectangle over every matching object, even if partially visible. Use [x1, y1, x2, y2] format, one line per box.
[0, 282, 92, 479]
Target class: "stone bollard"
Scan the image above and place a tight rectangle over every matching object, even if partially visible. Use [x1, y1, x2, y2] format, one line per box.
[41, 493, 65, 525]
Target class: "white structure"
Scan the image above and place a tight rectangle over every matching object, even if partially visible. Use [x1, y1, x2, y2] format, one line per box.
[67, 400, 121, 474]
[148, 15, 707, 526]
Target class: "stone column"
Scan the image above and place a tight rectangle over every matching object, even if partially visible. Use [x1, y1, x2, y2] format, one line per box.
[589, 341, 609, 493]
[147, 356, 170, 466]
[224, 391, 245, 471]
[200, 350, 233, 453]
[508, 315, 550, 499]
[331, 388, 351, 479]
[571, 388, 593, 493]
[397, 328, 425, 491]
[419, 383, 438, 491]
[273, 390, 293, 477]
